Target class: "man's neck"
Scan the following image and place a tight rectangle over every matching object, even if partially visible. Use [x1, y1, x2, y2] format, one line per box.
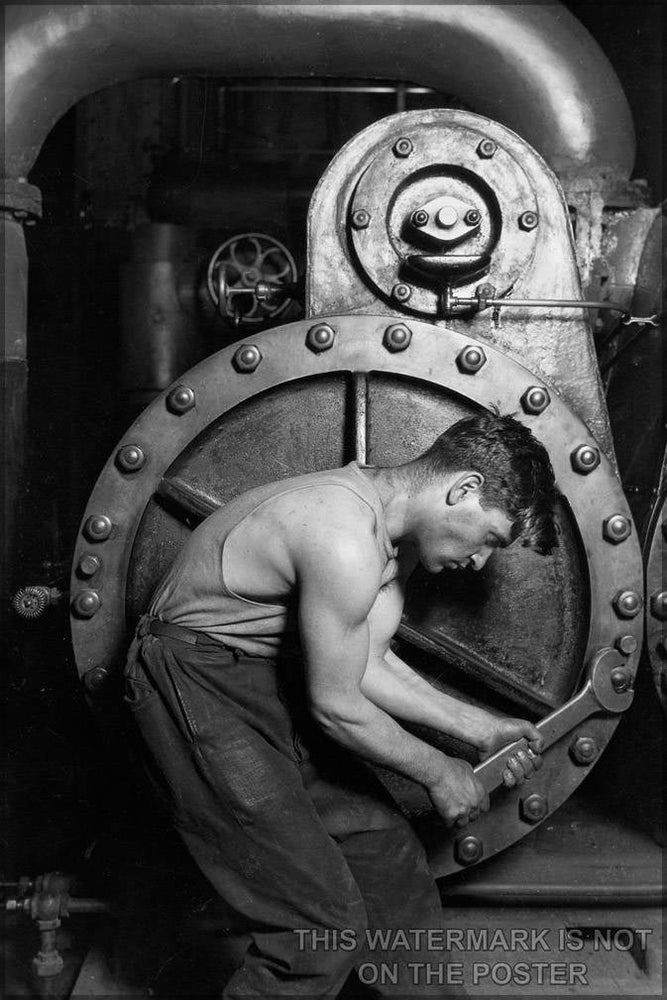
[356, 465, 415, 544]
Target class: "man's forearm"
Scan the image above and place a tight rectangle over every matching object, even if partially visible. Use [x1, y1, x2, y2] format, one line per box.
[361, 649, 498, 748]
[312, 692, 452, 790]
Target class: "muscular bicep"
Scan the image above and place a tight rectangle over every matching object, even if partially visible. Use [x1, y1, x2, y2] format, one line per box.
[296, 530, 381, 720]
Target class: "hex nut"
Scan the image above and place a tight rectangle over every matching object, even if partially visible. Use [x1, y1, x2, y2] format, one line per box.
[615, 634, 638, 656]
[166, 385, 196, 414]
[412, 210, 429, 228]
[519, 211, 539, 231]
[393, 137, 413, 158]
[72, 589, 101, 619]
[613, 589, 643, 619]
[477, 139, 497, 159]
[392, 283, 413, 303]
[650, 591, 667, 621]
[456, 345, 487, 374]
[77, 554, 101, 579]
[454, 835, 484, 866]
[610, 668, 632, 693]
[84, 514, 113, 542]
[233, 345, 262, 373]
[520, 793, 548, 824]
[521, 386, 551, 415]
[116, 444, 146, 473]
[306, 323, 336, 353]
[464, 209, 481, 226]
[351, 209, 370, 230]
[383, 324, 412, 353]
[84, 666, 110, 692]
[570, 444, 601, 475]
[569, 735, 599, 765]
[602, 514, 631, 544]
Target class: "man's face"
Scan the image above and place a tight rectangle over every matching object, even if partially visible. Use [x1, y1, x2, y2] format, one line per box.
[415, 484, 513, 574]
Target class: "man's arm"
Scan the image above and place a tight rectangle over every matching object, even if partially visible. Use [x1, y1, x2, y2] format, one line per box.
[361, 649, 543, 787]
[359, 553, 542, 788]
[295, 517, 489, 826]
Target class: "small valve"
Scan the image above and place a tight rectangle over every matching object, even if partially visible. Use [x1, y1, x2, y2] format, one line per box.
[12, 586, 64, 621]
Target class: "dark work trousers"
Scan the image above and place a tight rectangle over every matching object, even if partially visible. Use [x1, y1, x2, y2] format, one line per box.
[124, 617, 464, 999]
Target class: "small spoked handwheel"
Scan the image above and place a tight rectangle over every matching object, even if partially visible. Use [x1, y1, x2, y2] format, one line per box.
[206, 232, 298, 326]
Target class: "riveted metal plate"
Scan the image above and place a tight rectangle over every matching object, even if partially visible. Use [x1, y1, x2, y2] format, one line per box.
[645, 493, 667, 713]
[70, 315, 643, 875]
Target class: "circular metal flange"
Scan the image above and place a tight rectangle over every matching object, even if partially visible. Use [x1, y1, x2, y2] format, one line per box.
[644, 494, 667, 713]
[70, 314, 643, 875]
[348, 124, 538, 317]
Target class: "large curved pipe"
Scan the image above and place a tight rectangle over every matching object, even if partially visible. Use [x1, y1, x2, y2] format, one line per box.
[5, 1, 634, 181]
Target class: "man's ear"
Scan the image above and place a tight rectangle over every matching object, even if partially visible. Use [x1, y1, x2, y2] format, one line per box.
[446, 471, 484, 506]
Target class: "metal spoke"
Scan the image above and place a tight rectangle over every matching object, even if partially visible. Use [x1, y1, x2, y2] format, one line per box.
[156, 476, 222, 525]
[350, 372, 368, 465]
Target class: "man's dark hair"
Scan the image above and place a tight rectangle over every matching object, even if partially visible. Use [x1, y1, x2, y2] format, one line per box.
[411, 412, 558, 555]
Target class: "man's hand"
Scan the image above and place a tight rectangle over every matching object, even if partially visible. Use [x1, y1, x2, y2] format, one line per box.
[426, 758, 490, 828]
[478, 717, 544, 787]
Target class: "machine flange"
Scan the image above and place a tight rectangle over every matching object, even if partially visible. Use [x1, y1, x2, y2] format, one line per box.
[70, 315, 643, 875]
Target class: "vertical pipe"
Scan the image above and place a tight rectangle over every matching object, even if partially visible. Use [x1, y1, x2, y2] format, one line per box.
[1, 216, 29, 626]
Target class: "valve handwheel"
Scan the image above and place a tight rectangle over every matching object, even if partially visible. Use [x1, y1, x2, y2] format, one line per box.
[206, 232, 298, 326]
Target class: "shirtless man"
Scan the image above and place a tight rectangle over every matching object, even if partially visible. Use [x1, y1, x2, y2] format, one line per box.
[125, 412, 557, 998]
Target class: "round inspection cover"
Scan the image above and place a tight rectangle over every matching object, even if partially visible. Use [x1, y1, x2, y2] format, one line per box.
[349, 123, 539, 316]
[70, 315, 643, 875]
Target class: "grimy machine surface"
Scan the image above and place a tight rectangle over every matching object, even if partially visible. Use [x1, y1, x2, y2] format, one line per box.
[3, 3, 663, 997]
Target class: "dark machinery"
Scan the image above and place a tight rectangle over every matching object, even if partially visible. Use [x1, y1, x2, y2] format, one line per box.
[70, 110, 645, 877]
[3, 3, 663, 995]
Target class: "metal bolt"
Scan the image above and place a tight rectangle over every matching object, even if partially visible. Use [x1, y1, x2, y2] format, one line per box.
[392, 283, 413, 303]
[454, 835, 484, 866]
[393, 137, 413, 158]
[383, 324, 412, 353]
[477, 139, 497, 159]
[615, 634, 638, 656]
[351, 209, 370, 230]
[84, 514, 112, 542]
[72, 589, 101, 619]
[610, 668, 632, 693]
[166, 385, 196, 414]
[84, 666, 109, 693]
[613, 589, 642, 619]
[436, 206, 459, 229]
[570, 735, 599, 765]
[602, 514, 631, 544]
[116, 444, 146, 473]
[520, 793, 548, 824]
[411, 209, 429, 228]
[519, 211, 539, 231]
[306, 323, 336, 353]
[521, 386, 551, 415]
[233, 344, 262, 373]
[650, 591, 667, 621]
[456, 345, 487, 374]
[570, 444, 601, 475]
[464, 209, 481, 226]
[77, 553, 101, 578]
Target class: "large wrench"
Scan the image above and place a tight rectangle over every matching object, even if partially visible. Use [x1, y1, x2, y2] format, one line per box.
[473, 647, 635, 794]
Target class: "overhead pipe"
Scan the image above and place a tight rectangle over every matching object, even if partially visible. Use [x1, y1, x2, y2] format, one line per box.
[5, 1, 635, 184]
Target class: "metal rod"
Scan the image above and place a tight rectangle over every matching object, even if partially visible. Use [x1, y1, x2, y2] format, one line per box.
[352, 373, 368, 466]
[439, 883, 665, 907]
[453, 297, 629, 313]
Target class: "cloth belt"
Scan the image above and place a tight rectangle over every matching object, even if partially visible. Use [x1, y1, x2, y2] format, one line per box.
[147, 618, 212, 646]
